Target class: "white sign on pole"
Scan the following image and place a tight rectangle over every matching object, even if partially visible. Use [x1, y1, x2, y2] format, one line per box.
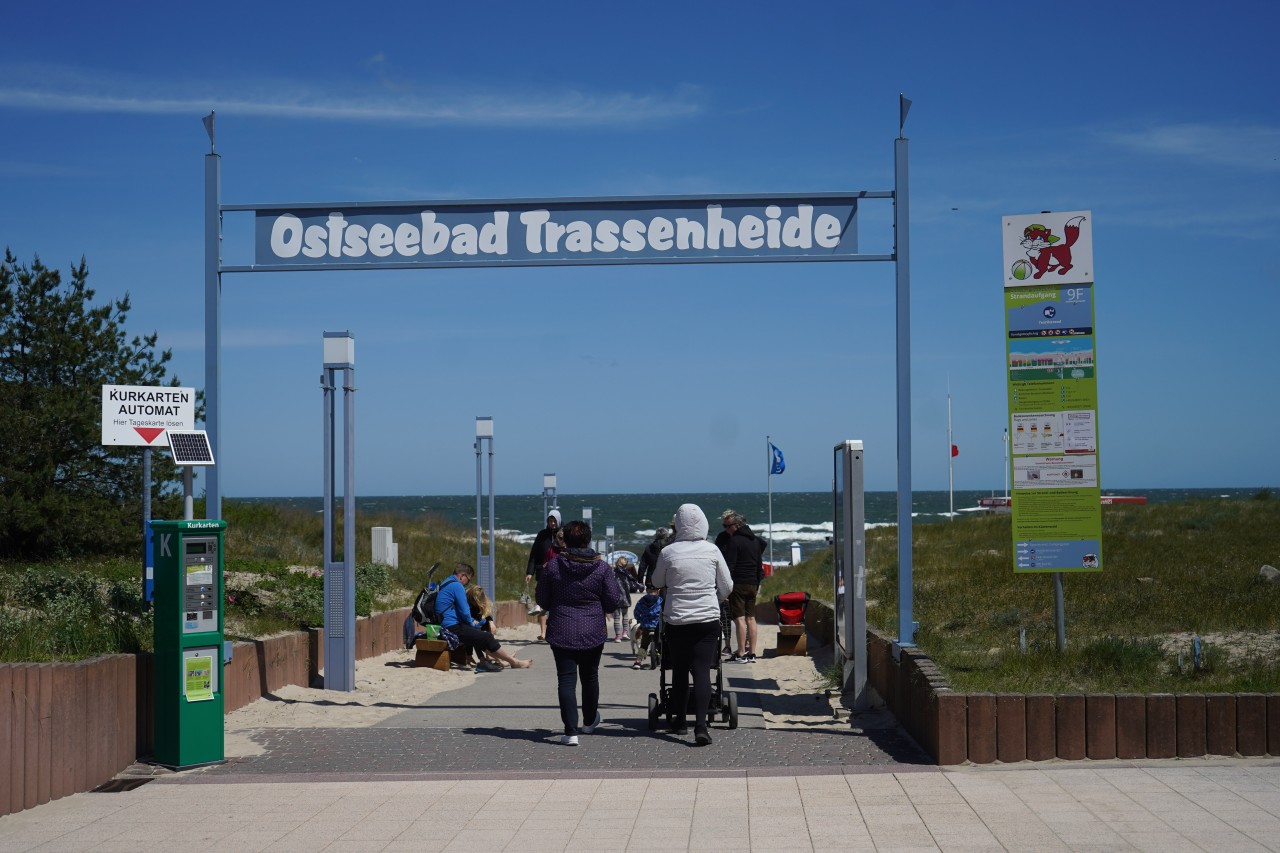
[1001, 210, 1093, 287]
[101, 385, 196, 446]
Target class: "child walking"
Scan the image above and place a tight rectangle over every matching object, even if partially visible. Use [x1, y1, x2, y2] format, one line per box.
[610, 555, 637, 641]
[631, 583, 663, 669]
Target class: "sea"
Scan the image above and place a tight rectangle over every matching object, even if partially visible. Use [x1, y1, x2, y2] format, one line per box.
[237, 487, 1265, 564]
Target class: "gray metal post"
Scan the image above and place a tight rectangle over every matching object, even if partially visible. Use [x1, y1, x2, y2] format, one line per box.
[342, 361, 357, 674]
[487, 435, 495, 602]
[322, 332, 356, 691]
[1054, 573, 1067, 652]
[543, 474, 557, 522]
[203, 153, 222, 520]
[323, 366, 334, 605]
[475, 438, 482, 580]
[142, 445, 151, 552]
[849, 443, 868, 711]
[894, 123, 915, 648]
[474, 417, 495, 600]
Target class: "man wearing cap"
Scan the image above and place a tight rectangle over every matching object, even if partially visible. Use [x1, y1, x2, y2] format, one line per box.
[717, 511, 767, 663]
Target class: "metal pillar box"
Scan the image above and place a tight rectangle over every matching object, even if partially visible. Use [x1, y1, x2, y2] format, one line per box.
[151, 519, 227, 769]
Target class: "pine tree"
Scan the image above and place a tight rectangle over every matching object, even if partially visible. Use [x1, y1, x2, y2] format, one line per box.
[0, 250, 190, 558]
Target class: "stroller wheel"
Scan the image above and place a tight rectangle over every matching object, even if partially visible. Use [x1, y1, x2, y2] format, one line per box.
[726, 691, 739, 729]
[647, 694, 660, 731]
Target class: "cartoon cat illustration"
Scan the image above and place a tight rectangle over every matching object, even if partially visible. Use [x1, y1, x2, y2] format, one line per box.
[1020, 215, 1086, 279]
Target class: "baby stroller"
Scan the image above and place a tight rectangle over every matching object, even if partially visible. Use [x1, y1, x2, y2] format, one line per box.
[646, 622, 739, 731]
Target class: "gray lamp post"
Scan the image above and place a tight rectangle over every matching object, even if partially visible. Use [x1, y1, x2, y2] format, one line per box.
[474, 417, 495, 600]
[542, 473, 557, 520]
[322, 331, 356, 692]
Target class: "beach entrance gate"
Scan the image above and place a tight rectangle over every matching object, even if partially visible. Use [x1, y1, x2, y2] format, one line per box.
[201, 98, 920, 688]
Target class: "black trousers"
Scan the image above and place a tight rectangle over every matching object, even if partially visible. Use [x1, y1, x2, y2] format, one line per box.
[663, 620, 720, 732]
[550, 644, 604, 735]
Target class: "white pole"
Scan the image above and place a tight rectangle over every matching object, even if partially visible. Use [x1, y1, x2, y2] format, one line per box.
[947, 389, 954, 521]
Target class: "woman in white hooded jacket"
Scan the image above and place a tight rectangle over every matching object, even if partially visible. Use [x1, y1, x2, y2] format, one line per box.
[651, 503, 733, 745]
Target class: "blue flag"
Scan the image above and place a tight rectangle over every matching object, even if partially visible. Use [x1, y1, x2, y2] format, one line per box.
[769, 443, 785, 475]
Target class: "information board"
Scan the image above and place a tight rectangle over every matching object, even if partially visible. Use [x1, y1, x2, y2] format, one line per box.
[1001, 211, 1102, 573]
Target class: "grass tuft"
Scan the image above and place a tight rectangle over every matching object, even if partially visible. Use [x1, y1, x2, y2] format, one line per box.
[762, 497, 1280, 693]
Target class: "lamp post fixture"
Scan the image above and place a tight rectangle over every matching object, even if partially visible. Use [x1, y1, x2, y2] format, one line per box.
[542, 473, 557, 520]
[474, 417, 496, 600]
[321, 331, 356, 692]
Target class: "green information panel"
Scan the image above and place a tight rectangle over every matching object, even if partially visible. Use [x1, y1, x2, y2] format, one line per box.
[1001, 211, 1102, 573]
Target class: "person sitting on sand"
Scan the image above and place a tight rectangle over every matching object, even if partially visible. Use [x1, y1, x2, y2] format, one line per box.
[436, 563, 532, 671]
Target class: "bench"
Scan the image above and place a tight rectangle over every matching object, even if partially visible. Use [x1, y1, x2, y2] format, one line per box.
[414, 637, 452, 670]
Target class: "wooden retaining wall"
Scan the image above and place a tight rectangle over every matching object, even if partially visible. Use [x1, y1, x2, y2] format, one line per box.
[861, 626, 1280, 765]
[759, 596, 1279, 765]
[8, 599, 1275, 818]
[1, 607, 411, 818]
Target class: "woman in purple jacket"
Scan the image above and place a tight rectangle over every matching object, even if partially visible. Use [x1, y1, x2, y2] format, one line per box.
[535, 519, 626, 745]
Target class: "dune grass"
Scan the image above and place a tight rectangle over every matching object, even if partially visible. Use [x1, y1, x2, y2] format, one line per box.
[6, 494, 1278, 689]
[762, 494, 1280, 693]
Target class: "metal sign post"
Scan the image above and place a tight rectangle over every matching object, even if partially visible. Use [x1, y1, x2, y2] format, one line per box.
[100, 383, 196, 604]
[322, 331, 356, 692]
[833, 440, 868, 711]
[474, 417, 495, 600]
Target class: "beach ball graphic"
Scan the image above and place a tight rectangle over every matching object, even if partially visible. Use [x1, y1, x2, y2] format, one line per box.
[1011, 259, 1032, 281]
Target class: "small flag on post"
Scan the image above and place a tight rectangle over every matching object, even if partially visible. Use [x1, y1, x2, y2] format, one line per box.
[769, 443, 785, 475]
[951, 444, 959, 458]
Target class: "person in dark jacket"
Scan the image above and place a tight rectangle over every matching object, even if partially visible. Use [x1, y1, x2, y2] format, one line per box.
[638, 526, 670, 587]
[535, 520, 627, 746]
[525, 509, 561, 641]
[717, 511, 768, 662]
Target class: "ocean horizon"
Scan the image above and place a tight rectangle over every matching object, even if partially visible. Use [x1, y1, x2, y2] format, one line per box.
[235, 487, 1268, 562]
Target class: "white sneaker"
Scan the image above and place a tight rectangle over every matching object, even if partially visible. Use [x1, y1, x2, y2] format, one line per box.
[581, 712, 602, 734]
[560, 734, 579, 746]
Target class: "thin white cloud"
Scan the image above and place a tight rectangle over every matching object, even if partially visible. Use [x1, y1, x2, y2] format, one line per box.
[0, 159, 93, 178]
[0, 63, 702, 127]
[1097, 122, 1280, 172]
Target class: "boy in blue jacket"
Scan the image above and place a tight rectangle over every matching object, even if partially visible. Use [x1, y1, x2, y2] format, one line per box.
[630, 584, 663, 669]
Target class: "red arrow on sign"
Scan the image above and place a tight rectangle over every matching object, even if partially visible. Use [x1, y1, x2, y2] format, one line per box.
[134, 427, 165, 444]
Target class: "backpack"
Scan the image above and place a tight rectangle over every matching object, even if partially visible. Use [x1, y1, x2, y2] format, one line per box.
[412, 576, 457, 626]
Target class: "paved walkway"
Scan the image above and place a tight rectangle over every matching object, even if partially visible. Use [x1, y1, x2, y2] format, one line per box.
[3, 637, 1278, 851]
[209, 636, 929, 775]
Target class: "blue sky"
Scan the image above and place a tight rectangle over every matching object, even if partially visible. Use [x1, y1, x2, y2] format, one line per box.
[2, 2, 1277, 497]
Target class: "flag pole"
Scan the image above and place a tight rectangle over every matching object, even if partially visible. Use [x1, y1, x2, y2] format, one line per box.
[947, 387, 954, 522]
[766, 435, 774, 568]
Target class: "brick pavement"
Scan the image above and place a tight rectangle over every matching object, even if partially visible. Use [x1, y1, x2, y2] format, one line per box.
[205, 635, 933, 778]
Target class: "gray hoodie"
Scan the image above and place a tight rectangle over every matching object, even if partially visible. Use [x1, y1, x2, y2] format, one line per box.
[651, 503, 733, 625]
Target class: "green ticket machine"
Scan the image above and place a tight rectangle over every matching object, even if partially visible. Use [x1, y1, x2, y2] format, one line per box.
[151, 519, 227, 769]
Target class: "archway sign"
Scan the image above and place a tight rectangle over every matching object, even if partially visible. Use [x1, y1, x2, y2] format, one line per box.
[203, 98, 918, 650]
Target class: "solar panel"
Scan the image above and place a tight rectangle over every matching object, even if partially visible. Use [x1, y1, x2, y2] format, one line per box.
[167, 430, 216, 466]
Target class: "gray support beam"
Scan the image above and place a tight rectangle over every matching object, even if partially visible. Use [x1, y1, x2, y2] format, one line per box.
[204, 154, 222, 520]
[894, 133, 915, 648]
